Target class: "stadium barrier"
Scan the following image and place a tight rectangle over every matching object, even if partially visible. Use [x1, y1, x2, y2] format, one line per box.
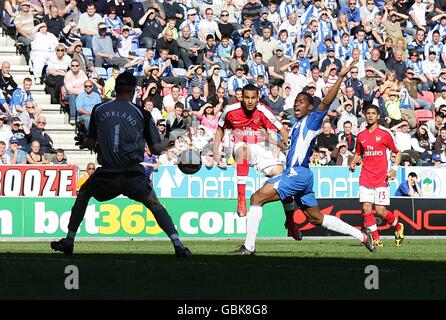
[2, 165, 444, 198]
[0, 197, 445, 240]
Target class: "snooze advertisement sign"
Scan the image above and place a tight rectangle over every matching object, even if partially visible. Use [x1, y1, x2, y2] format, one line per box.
[0, 165, 77, 196]
[153, 166, 401, 199]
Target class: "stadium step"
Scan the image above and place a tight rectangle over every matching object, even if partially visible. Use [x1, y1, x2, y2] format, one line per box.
[39, 113, 67, 125]
[66, 154, 97, 167]
[0, 36, 17, 46]
[44, 123, 75, 131]
[48, 134, 77, 146]
[0, 55, 25, 65]
[31, 94, 51, 104]
[0, 30, 96, 172]
[0, 46, 18, 56]
[40, 104, 64, 114]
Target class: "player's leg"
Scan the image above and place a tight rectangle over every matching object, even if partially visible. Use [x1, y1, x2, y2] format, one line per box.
[282, 197, 303, 241]
[50, 173, 97, 255]
[234, 182, 281, 255]
[373, 187, 404, 246]
[139, 188, 191, 257]
[302, 204, 376, 252]
[234, 143, 252, 217]
[253, 143, 298, 238]
[359, 186, 381, 246]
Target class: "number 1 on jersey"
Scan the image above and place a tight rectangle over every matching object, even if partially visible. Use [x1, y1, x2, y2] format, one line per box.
[113, 124, 120, 152]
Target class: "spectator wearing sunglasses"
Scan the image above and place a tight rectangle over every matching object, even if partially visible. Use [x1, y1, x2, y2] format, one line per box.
[46, 44, 72, 105]
[64, 59, 89, 125]
[76, 80, 102, 130]
[10, 117, 31, 152]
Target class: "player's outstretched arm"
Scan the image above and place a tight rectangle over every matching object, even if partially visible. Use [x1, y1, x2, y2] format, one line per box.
[319, 60, 357, 112]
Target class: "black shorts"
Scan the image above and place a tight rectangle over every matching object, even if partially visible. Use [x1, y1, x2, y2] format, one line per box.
[79, 166, 153, 202]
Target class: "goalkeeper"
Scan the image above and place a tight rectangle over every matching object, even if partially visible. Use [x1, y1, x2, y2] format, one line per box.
[51, 72, 192, 258]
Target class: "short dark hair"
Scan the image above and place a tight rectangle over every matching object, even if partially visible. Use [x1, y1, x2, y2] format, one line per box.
[115, 72, 136, 95]
[408, 172, 418, 178]
[296, 92, 314, 106]
[143, 97, 153, 105]
[242, 83, 259, 95]
[364, 104, 380, 115]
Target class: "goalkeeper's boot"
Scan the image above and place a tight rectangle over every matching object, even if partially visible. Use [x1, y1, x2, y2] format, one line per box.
[237, 196, 247, 217]
[50, 238, 74, 255]
[175, 246, 192, 258]
[231, 245, 255, 256]
[394, 223, 405, 247]
[362, 229, 378, 252]
[373, 239, 384, 248]
[285, 219, 303, 241]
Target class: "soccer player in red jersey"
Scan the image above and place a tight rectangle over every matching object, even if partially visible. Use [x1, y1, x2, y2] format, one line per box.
[349, 104, 405, 248]
[213, 84, 289, 219]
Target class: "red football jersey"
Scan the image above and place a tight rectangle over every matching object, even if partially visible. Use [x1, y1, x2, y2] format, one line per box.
[218, 102, 282, 143]
[355, 125, 399, 188]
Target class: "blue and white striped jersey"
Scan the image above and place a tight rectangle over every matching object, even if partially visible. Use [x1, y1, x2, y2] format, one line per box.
[286, 109, 327, 169]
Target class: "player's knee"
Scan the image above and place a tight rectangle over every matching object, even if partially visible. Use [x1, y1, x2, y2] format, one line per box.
[307, 214, 323, 225]
[304, 209, 323, 225]
[263, 165, 284, 177]
[250, 193, 261, 206]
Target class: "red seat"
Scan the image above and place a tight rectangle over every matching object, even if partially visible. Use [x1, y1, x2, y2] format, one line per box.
[162, 87, 188, 97]
[417, 91, 435, 104]
[415, 109, 434, 124]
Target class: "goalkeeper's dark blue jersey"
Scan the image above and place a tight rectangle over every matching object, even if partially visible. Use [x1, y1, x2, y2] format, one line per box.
[88, 99, 159, 170]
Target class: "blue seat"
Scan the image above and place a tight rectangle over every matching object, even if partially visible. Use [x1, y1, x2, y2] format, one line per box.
[134, 48, 147, 57]
[95, 67, 107, 79]
[174, 67, 187, 77]
[219, 69, 228, 79]
[131, 38, 139, 51]
[82, 47, 93, 60]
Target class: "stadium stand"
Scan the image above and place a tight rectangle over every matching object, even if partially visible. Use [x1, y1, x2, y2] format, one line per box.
[1, 0, 446, 172]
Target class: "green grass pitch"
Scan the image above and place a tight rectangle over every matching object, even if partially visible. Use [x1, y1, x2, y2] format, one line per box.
[0, 239, 445, 300]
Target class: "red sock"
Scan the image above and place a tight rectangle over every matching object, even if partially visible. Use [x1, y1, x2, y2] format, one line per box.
[384, 211, 400, 231]
[236, 160, 249, 200]
[363, 213, 380, 240]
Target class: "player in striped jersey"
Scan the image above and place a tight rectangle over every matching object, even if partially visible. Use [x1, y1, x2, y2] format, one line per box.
[349, 104, 404, 247]
[233, 61, 377, 255]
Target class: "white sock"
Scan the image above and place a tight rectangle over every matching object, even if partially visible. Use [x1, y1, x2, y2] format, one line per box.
[321, 214, 364, 242]
[244, 205, 263, 252]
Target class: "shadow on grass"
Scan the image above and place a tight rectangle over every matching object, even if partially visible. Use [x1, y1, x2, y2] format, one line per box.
[0, 252, 445, 300]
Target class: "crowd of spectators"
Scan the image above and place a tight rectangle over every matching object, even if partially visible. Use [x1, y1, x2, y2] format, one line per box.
[2, 0, 446, 168]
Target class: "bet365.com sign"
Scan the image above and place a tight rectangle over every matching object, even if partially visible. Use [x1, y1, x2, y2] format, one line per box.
[0, 198, 446, 239]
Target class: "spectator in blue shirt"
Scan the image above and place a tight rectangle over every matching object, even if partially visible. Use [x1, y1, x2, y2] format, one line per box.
[395, 172, 423, 197]
[341, 0, 361, 35]
[76, 80, 102, 129]
[9, 78, 35, 116]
